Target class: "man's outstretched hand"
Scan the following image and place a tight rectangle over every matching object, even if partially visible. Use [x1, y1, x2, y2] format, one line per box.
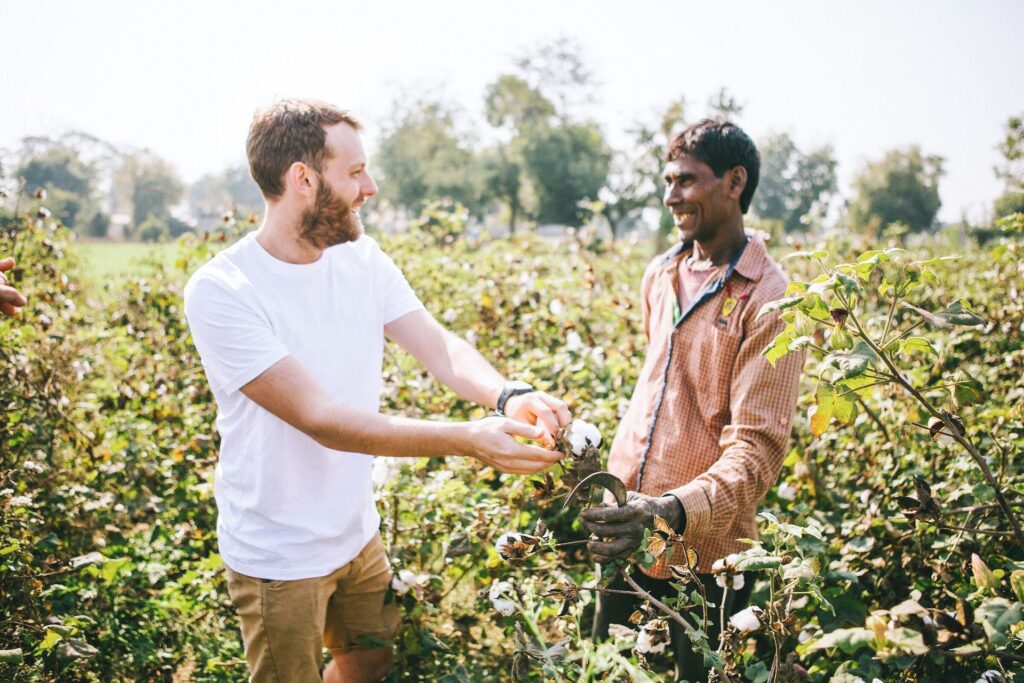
[462, 416, 565, 475]
[502, 391, 571, 447]
[0, 257, 27, 317]
[581, 491, 685, 564]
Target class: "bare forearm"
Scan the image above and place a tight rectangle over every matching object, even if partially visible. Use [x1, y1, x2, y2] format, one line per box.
[306, 406, 470, 457]
[425, 332, 504, 409]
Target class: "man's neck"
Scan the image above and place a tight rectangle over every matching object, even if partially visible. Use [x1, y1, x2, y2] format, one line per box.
[689, 223, 747, 267]
[254, 206, 322, 265]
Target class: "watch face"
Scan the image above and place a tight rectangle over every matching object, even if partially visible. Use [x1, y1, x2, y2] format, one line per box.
[507, 381, 533, 392]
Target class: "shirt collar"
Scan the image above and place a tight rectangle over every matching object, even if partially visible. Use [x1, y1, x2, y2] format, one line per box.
[661, 229, 767, 282]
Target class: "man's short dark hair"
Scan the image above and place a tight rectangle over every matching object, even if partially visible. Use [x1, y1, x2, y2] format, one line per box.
[666, 119, 760, 214]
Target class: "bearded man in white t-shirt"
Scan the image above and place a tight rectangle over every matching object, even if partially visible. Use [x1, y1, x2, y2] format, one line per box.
[183, 99, 570, 683]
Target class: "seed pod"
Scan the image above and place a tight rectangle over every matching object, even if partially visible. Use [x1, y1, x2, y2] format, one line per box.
[829, 326, 853, 350]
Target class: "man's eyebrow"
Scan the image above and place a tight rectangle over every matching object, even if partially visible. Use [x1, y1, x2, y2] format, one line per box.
[663, 171, 695, 183]
[348, 161, 366, 172]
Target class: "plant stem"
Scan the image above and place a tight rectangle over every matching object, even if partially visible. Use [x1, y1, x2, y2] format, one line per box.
[838, 290, 1024, 549]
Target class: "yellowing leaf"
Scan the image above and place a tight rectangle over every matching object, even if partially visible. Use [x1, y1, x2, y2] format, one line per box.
[809, 382, 836, 436]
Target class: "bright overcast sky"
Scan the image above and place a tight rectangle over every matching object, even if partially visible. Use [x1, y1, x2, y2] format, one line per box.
[2, 0, 1022, 223]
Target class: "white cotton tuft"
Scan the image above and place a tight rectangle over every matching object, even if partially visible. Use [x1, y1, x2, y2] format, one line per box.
[728, 606, 763, 633]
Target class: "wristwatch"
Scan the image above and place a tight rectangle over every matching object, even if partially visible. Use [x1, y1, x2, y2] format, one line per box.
[496, 381, 534, 416]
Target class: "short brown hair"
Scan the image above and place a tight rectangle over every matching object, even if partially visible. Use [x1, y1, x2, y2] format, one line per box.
[246, 99, 361, 200]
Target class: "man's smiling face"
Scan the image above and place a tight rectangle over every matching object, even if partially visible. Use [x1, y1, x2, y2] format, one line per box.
[662, 155, 734, 244]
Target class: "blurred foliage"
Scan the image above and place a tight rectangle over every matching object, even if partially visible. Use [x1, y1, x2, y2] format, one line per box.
[0, 193, 1022, 681]
[848, 147, 944, 235]
[754, 133, 838, 234]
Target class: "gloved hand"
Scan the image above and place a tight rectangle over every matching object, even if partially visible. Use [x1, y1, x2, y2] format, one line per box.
[580, 491, 685, 564]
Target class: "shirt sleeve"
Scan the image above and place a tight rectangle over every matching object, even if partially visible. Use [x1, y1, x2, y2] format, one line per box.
[668, 306, 805, 542]
[375, 246, 425, 325]
[183, 275, 290, 396]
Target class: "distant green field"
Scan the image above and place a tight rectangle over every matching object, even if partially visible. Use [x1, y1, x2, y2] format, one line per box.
[75, 241, 180, 294]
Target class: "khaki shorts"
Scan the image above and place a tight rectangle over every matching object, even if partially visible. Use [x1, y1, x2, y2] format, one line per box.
[224, 533, 401, 683]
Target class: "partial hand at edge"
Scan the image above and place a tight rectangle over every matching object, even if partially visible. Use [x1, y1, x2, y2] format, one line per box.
[0, 257, 27, 317]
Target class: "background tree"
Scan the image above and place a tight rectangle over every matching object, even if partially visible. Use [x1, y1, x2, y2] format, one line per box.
[994, 113, 1024, 216]
[117, 151, 186, 238]
[16, 143, 108, 234]
[848, 146, 944, 234]
[189, 165, 263, 225]
[602, 98, 686, 241]
[373, 96, 479, 216]
[484, 40, 610, 229]
[479, 74, 556, 234]
[707, 87, 745, 122]
[521, 122, 610, 227]
[754, 133, 838, 233]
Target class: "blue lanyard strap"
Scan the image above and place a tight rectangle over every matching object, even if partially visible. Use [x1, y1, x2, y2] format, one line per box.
[671, 239, 749, 328]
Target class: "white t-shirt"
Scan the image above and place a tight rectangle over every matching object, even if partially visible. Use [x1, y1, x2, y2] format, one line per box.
[183, 233, 423, 580]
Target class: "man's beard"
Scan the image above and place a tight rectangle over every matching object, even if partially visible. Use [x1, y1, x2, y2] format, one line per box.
[299, 179, 363, 249]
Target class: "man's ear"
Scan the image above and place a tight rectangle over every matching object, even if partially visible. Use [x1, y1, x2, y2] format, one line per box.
[285, 161, 317, 198]
[727, 166, 747, 200]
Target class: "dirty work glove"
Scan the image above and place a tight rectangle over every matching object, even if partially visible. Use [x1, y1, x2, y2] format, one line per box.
[580, 492, 685, 564]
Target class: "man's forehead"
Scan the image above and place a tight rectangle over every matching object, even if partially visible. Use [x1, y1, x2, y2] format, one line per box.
[324, 122, 366, 164]
[662, 156, 710, 177]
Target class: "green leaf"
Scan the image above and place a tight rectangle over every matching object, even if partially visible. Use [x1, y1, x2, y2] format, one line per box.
[897, 336, 938, 358]
[745, 660, 770, 683]
[36, 628, 64, 654]
[913, 255, 960, 268]
[823, 341, 877, 380]
[1010, 570, 1024, 603]
[736, 555, 784, 572]
[762, 325, 797, 367]
[758, 296, 803, 318]
[781, 250, 829, 262]
[951, 375, 984, 408]
[976, 598, 1023, 647]
[832, 391, 857, 425]
[902, 301, 986, 328]
[800, 627, 875, 654]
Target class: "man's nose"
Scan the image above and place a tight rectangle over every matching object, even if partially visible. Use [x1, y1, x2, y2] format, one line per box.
[663, 184, 680, 208]
[361, 172, 378, 198]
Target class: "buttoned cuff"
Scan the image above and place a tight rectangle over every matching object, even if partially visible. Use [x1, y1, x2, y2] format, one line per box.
[669, 483, 711, 542]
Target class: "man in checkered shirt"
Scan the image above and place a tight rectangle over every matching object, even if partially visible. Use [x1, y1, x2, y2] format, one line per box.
[582, 119, 804, 680]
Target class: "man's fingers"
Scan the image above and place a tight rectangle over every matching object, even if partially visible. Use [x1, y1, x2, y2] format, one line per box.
[581, 503, 643, 524]
[540, 393, 572, 428]
[497, 447, 564, 474]
[0, 257, 14, 272]
[502, 439, 564, 464]
[587, 536, 640, 561]
[581, 520, 642, 538]
[0, 302, 20, 317]
[501, 418, 547, 442]
[528, 401, 560, 440]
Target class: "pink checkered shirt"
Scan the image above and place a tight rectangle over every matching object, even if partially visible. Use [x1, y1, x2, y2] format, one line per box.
[608, 232, 804, 579]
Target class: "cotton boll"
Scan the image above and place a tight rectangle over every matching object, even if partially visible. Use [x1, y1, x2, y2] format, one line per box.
[566, 419, 602, 455]
[730, 573, 745, 590]
[777, 481, 797, 501]
[728, 606, 763, 633]
[635, 620, 669, 654]
[391, 569, 416, 595]
[566, 331, 584, 352]
[488, 580, 517, 616]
